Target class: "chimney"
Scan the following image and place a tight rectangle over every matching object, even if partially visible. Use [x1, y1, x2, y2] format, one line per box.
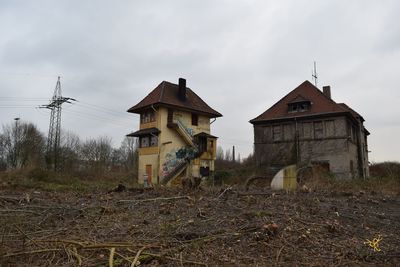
[323, 85, 331, 99]
[178, 78, 186, 101]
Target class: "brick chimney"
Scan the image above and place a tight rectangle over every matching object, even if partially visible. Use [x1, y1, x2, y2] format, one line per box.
[178, 78, 186, 101]
[323, 85, 331, 99]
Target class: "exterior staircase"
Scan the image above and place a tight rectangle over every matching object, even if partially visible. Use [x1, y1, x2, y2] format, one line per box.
[161, 119, 201, 185]
[167, 119, 195, 147]
[161, 160, 189, 185]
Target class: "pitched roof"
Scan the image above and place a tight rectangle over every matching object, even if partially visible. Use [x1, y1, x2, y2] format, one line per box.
[127, 81, 222, 118]
[250, 80, 363, 124]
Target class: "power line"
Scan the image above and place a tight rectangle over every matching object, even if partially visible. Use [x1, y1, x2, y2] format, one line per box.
[62, 109, 132, 128]
[72, 102, 134, 121]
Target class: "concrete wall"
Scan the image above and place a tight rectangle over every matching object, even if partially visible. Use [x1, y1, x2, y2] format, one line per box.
[254, 115, 366, 178]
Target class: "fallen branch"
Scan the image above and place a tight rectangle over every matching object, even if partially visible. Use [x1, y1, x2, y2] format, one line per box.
[237, 192, 273, 197]
[131, 246, 147, 267]
[117, 196, 192, 204]
[0, 209, 41, 215]
[217, 186, 232, 199]
[35, 239, 156, 250]
[109, 247, 116, 267]
[2, 248, 62, 257]
[142, 252, 207, 266]
[0, 196, 20, 203]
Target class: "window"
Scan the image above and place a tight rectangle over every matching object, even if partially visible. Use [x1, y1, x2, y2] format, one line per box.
[191, 113, 198, 126]
[314, 121, 323, 139]
[325, 120, 335, 137]
[283, 124, 293, 140]
[209, 140, 214, 152]
[198, 137, 207, 153]
[302, 122, 312, 138]
[140, 135, 158, 148]
[288, 101, 310, 113]
[140, 136, 149, 148]
[150, 135, 158, 147]
[140, 110, 156, 124]
[273, 125, 281, 141]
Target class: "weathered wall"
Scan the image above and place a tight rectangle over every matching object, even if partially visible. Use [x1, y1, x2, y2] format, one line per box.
[254, 115, 363, 178]
[137, 106, 216, 184]
[138, 154, 158, 184]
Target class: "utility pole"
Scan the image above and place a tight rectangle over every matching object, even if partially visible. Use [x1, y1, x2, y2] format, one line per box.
[40, 76, 76, 171]
[232, 145, 235, 163]
[13, 117, 20, 169]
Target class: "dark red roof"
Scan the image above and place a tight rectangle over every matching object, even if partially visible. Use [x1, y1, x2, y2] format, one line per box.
[250, 80, 363, 124]
[126, 127, 160, 137]
[128, 81, 222, 118]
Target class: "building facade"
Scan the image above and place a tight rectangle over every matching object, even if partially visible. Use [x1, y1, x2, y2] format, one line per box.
[250, 81, 369, 178]
[127, 78, 222, 185]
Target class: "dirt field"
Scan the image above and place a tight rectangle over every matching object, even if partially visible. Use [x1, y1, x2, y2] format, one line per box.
[0, 185, 399, 266]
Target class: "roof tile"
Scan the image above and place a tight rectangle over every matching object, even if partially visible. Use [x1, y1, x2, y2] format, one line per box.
[128, 81, 222, 118]
[250, 80, 362, 123]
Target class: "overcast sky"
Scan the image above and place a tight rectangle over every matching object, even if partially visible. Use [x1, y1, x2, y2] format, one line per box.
[0, 0, 399, 162]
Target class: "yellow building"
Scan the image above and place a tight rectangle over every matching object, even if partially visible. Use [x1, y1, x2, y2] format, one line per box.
[127, 78, 222, 186]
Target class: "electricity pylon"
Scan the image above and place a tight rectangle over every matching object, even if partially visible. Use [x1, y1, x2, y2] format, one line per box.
[40, 76, 75, 171]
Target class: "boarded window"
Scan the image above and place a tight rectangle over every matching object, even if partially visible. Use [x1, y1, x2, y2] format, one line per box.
[283, 124, 293, 140]
[314, 121, 323, 139]
[273, 125, 281, 141]
[325, 120, 335, 137]
[302, 122, 312, 138]
[263, 126, 271, 142]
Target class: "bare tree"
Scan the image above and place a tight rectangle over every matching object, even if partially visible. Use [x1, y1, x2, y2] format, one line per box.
[59, 130, 81, 172]
[0, 120, 45, 169]
[80, 136, 112, 173]
[119, 137, 138, 172]
[225, 148, 232, 161]
[216, 146, 224, 160]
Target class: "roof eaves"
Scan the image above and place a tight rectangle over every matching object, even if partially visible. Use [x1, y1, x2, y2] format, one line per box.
[250, 111, 352, 124]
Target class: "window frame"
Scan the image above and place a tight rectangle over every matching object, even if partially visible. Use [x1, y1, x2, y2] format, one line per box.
[191, 113, 198, 126]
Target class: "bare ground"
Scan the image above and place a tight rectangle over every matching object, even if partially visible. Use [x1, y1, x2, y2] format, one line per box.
[0, 186, 399, 266]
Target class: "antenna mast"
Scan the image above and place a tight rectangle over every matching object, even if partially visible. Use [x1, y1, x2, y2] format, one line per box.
[40, 76, 76, 171]
[312, 61, 318, 87]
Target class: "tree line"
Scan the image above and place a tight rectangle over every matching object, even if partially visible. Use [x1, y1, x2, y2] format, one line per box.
[0, 120, 138, 177]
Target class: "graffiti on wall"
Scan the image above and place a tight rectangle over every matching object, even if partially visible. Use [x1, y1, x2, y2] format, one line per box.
[161, 147, 198, 177]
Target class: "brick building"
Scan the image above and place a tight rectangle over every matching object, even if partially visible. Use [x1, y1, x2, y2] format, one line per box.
[250, 80, 369, 178]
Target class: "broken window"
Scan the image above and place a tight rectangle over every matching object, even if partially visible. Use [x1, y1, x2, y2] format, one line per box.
[140, 136, 149, 148]
[288, 101, 310, 113]
[140, 135, 158, 148]
[150, 135, 158, 147]
[314, 121, 323, 139]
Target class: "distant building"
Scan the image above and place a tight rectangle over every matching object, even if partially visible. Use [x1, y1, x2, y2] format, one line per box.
[127, 78, 222, 185]
[250, 80, 369, 178]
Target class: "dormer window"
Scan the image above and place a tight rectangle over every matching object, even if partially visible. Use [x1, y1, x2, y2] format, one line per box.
[288, 101, 311, 113]
[287, 94, 311, 113]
